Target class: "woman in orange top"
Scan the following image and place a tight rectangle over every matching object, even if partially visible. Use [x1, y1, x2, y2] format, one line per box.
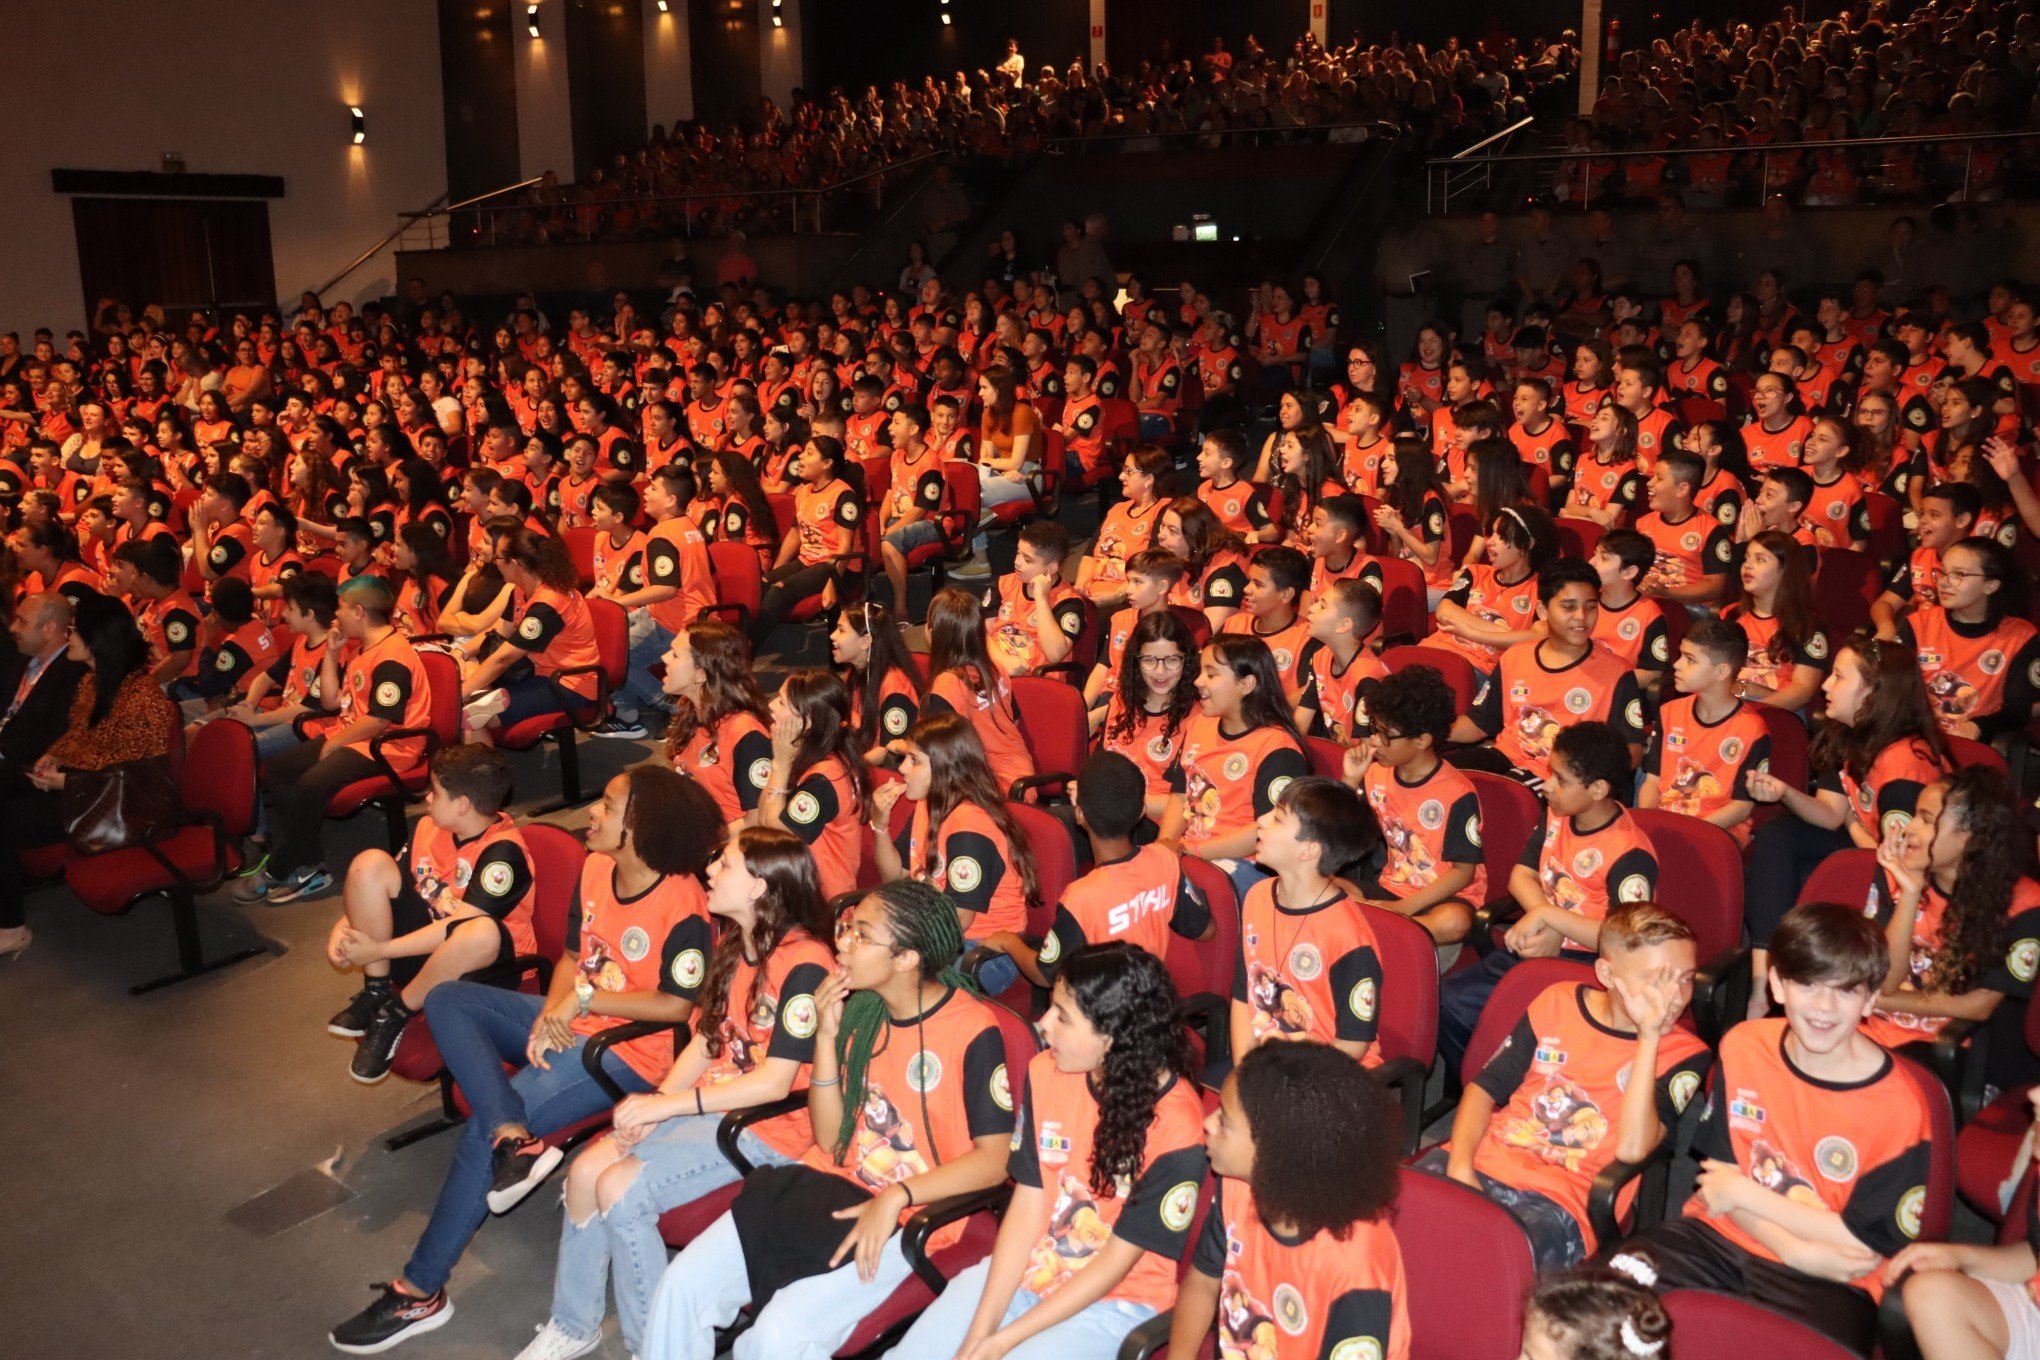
[976, 365, 1044, 547]
[883, 944, 1207, 1360]
[869, 712, 1041, 990]
[461, 527, 603, 732]
[757, 670, 869, 901]
[662, 619, 774, 827]
[751, 435, 859, 645]
[925, 587, 1036, 794]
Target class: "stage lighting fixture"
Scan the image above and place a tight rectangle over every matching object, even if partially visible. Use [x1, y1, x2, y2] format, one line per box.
[350, 106, 366, 144]
[527, 4, 541, 37]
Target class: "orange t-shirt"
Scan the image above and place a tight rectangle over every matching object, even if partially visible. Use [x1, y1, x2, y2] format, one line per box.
[671, 709, 773, 822]
[1362, 759, 1486, 905]
[407, 811, 537, 957]
[700, 931, 837, 1159]
[567, 855, 715, 1082]
[1646, 696, 1773, 845]
[929, 667, 1035, 795]
[903, 798, 1029, 939]
[1235, 880, 1385, 1065]
[1172, 714, 1309, 853]
[1039, 843, 1206, 979]
[777, 754, 863, 901]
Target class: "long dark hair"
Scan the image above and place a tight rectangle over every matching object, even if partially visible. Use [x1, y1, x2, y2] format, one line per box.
[697, 828, 833, 1059]
[1736, 529, 1817, 660]
[1945, 536, 2027, 626]
[1922, 767, 2030, 994]
[906, 712, 1039, 911]
[926, 587, 1014, 716]
[841, 600, 924, 749]
[1273, 425, 1342, 540]
[1109, 609, 1199, 747]
[1813, 634, 1949, 781]
[1204, 634, 1306, 747]
[1233, 1041, 1400, 1239]
[1383, 432, 1446, 524]
[832, 879, 976, 1161]
[1057, 943, 1193, 1195]
[776, 670, 870, 817]
[713, 451, 779, 540]
[72, 592, 149, 723]
[666, 619, 769, 753]
[1162, 496, 1244, 578]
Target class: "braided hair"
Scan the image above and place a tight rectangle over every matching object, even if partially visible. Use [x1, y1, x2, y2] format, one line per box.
[832, 879, 978, 1162]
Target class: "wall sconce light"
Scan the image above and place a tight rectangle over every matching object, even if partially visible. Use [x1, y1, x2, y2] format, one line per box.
[526, 4, 541, 36]
[939, 0, 951, 25]
[771, 0, 783, 27]
[656, 0, 668, 11]
[350, 106, 366, 144]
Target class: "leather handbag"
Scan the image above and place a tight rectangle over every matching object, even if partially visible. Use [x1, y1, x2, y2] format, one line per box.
[61, 755, 180, 855]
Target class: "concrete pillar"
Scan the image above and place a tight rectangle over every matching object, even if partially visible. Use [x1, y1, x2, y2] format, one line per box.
[515, 0, 573, 181]
[643, 0, 693, 128]
[760, 0, 802, 109]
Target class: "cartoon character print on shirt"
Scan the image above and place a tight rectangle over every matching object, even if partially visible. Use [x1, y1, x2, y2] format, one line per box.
[1024, 1170, 1117, 1295]
[848, 1081, 931, 1190]
[1746, 1137, 1823, 1208]
[711, 988, 781, 1081]
[1514, 697, 1562, 770]
[1182, 756, 1226, 843]
[1245, 959, 1317, 1040]
[1218, 1271, 1282, 1360]
[1497, 1074, 1610, 1174]
[1918, 646, 1982, 721]
[1662, 756, 1725, 820]
[1741, 638, 1795, 693]
[1538, 836, 1593, 918]
[1374, 802, 1440, 890]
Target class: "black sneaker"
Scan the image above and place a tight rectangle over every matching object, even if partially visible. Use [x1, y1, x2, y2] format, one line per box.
[589, 716, 648, 740]
[329, 1281, 453, 1354]
[329, 981, 393, 1039]
[485, 1133, 564, 1215]
[349, 996, 414, 1085]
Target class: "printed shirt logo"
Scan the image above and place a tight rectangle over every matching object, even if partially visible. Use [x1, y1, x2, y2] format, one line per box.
[619, 925, 652, 961]
[672, 947, 706, 989]
[947, 855, 983, 893]
[374, 680, 402, 708]
[1814, 1135, 1860, 1182]
[783, 993, 819, 1039]
[1288, 943, 1323, 981]
[480, 861, 515, 896]
[905, 1050, 943, 1093]
[787, 791, 822, 825]
[1160, 1180, 1198, 1233]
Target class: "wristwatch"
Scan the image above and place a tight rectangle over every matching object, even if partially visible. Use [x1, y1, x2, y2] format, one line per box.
[574, 976, 594, 1017]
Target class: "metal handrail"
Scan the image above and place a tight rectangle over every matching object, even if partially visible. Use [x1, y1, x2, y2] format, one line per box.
[1449, 115, 1536, 161]
[312, 174, 544, 301]
[398, 175, 545, 223]
[1423, 126, 2037, 168]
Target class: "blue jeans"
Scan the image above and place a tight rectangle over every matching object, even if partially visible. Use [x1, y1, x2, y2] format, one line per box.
[616, 619, 675, 722]
[403, 981, 653, 1295]
[550, 1119, 791, 1357]
[643, 1209, 916, 1360]
[1412, 1148, 1586, 1268]
[1438, 948, 1520, 1075]
[976, 951, 1021, 996]
[1137, 412, 1174, 442]
[881, 1257, 1157, 1360]
[1215, 857, 1272, 909]
[251, 720, 302, 762]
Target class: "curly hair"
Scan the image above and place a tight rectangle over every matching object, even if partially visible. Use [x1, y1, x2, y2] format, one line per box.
[1923, 766, 2029, 994]
[1234, 1042, 1400, 1238]
[1108, 609, 1200, 748]
[1057, 942, 1193, 1196]
[697, 828, 833, 1060]
[1527, 1268, 1671, 1360]
[1160, 496, 1246, 579]
[906, 712, 1039, 911]
[665, 619, 769, 755]
[619, 765, 726, 879]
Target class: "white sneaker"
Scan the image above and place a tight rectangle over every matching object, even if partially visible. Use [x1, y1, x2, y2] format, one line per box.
[462, 688, 510, 731]
[512, 1322, 601, 1360]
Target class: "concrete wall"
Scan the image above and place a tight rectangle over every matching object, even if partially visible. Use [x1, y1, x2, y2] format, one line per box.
[397, 232, 861, 301]
[645, 0, 696, 128]
[516, 0, 576, 183]
[0, 1, 446, 330]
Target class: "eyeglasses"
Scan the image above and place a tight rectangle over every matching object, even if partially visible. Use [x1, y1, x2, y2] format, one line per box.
[835, 917, 897, 951]
[1138, 653, 1185, 670]
[1372, 728, 1411, 744]
[1932, 567, 1986, 583]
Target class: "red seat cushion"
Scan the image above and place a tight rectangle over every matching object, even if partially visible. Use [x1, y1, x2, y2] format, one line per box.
[495, 709, 576, 749]
[657, 1182, 743, 1248]
[389, 1015, 446, 1084]
[19, 843, 71, 879]
[1958, 1084, 2035, 1221]
[836, 1212, 1001, 1354]
[985, 498, 1037, 525]
[65, 828, 236, 916]
[326, 770, 423, 818]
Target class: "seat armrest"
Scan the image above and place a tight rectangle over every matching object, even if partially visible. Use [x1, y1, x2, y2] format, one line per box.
[550, 662, 612, 730]
[901, 1184, 1014, 1294]
[1692, 946, 1753, 1047]
[1470, 899, 1522, 958]
[1007, 771, 1077, 803]
[367, 724, 441, 795]
[1374, 1054, 1431, 1156]
[717, 1093, 808, 1174]
[132, 807, 230, 888]
[581, 1019, 689, 1103]
[702, 602, 752, 630]
[1588, 1134, 1677, 1248]
[1118, 1310, 1175, 1360]
[1927, 1016, 1989, 1125]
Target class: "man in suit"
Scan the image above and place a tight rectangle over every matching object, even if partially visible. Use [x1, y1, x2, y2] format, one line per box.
[1, 592, 88, 800]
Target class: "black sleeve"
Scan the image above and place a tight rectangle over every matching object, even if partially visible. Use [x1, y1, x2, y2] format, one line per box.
[1701, 524, 1737, 576]
[1845, 1140, 1932, 1256]
[1318, 1289, 1399, 1360]
[1517, 810, 1551, 869]
[656, 912, 714, 1000]
[1875, 775, 1927, 827]
[1692, 1076, 1733, 1162]
[1731, 733, 1773, 801]
[1472, 1013, 1540, 1105]
[160, 606, 201, 655]
[962, 1023, 1016, 1139]
[365, 659, 416, 720]
[367, 508, 396, 544]
[1440, 790, 1483, 868]
[644, 536, 682, 587]
[1328, 941, 1383, 1044]
[1172, 868, 1212, 940]
[1610, 673, 1647, 746]
[875, 691, 919, 744]
[1009, 1066, 1043, 1186]
[1203, 563, 1248, 607]
[1113, 1144, 1209, 1259]
[1051, 596, 1088, 642]
[510, 600, 566, 654]
[1442, 573, 1474, 609]
[731, 729, 774, 812]
[763, 960, 832, 1063]
[941, 827, 1007, 915]
[207, 534, 248, 574]
[914, 468, 945, 511]
[1192, 1184, 1228, 1278]
[463, 842, 534, 922]
[1638, 613, 1670, 672]
[194, 641, 255, 698]
[1250, 747, 1311, 817]
[1653, 1050, 1715, 1127]
[1038, 906, 1087, 983]
[1978, 633, 2040, 740]
[1467, 669, 1502, 735]
[781, 770, 843, 846]
[1606, 847, 1659, 908]
[830, 489, 860, 531]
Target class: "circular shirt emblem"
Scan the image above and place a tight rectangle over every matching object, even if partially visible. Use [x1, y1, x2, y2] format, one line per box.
[519, 616, 545, 641]
[748, 758, 774, 790]
[1617, 617, 1641, 641]
[165, 619, 192, 646]
[654, 554, 676, 579]
[947, 855, 983, 893]
[1288, 943, 1323, 981]
[882, 705, 911, 737]
[1681, 531, 1702, 552]
[214, 651, 236, 672]
[1329, 1342, 1384, 1360]
[1563, 687, 1593, 714]
[840, 501, 859, 523]
[1267, 775, 1294, 805]
[783, 993, 819, 1039]
[374, 680, 402, 708]
[1465, 814, 1482, 847]
[1272, 647, 1293, 672]
[787, 790, 823, 826]
[1896, 1186, 1926, 1239]
[1980, 649, 2006, 676]
[1039, 931, 1063, 965]
[1060, 610, 1082, 636]
[1625, 698, 1644, 728]
[1616, 874, 1653, 903]
[1668, 1070, 1700, 1112]
[1804, 631, 1829, 660]
[990, 1062, 1012, 1111]
[620, 925, 652, 962]
[1146, 734, 1176, 763]
[1350, 977, 1378, 1021]
[209, 544, 229, 565]
[1719, 736, 1744, 763]
[480, 861, 515, 896]
[1815, 1135, 1860, 1182]
[724, 510, 743, 534]
[1222, 753, 1250, 782]
[1417, 799, 1445, 830]
[671, 947, 705, 989]
[905, 1050, 943, 1093]
[1273, 1284, 1310, 1336]
[2009, 938, 2040, 985]
[1208, 578, 1236, 601]
[1572, 848, 1604, 878]
[1161, 1180, 1199, 1233]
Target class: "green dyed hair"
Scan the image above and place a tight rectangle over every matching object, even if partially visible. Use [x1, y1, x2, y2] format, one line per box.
[832, 878, 978, 1162]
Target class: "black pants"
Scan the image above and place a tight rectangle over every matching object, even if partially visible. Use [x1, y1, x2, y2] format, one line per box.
[1744, 815, 1854, 947]
[1608, 1218, 1879, 1356]
[0, 785, 67, 927]
[750, 562, 841, 645]
[263, 739, 377, 879]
